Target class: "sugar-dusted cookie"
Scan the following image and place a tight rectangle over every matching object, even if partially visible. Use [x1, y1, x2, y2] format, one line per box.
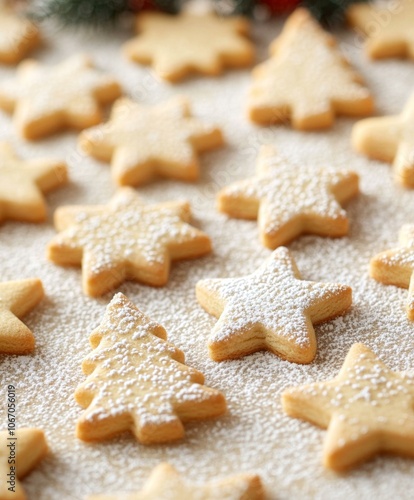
[88, 462, 264, 500]
[47, 188, 211, 296]
[0, 142, 68, 223]
[352, 91, 414, 188]
[196, 247, 352, 363]
[123, 12, 254, 82]
[75, 293, 226, 443]
[0, 3, 40, 64]
[0, 428, 48, 500]
[347, 0, 414, 60]
[370, 224, 414, 320]
[218, 145, 359, 249]
[0, 278, 44, 354]
[0, 54, 121, 140]
[79, 96, 224, 186]
[248, 8, 373, 129]
[282, 343, 414, 470]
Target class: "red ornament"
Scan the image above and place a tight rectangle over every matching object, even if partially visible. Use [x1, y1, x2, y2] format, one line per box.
[259, 0, 300, 14]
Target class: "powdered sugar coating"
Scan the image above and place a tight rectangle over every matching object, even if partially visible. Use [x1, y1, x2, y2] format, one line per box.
[197, 247, 350, 352]
[220, 145, 357, 238]
[283, 344, 414, 462]
[1, 18, 414, 500]
[248, 9, 371, 124]
[76, 293, 225, 440]
[80, 96, 223, 182]
[48, 188, 210, 292]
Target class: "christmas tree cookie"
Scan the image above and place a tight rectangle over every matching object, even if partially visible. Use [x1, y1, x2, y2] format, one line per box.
[0, 428, 48, 500]
[370, 224, 414, 321]
[352, 91, 414, 188]
[75, 293, 227, 443]
[0, 142, 68, 223]
[248, 8, 373, 129]
[0, 54, 121, 140]
[0, 2, 40, 64]
[88, 463, 264, 500]
[123, 12, 254, 82]
[47, 188, 211, 296]
[79, 96, 224, 187]
[282, 343, 414, 470]
[196, 247, 352, 363]
[218, 145, 359, 249]
[347, 0, 414, 60]
[0, 278, 44, 354]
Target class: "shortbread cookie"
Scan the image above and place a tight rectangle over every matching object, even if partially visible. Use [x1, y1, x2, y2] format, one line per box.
[352, 91, 414, 188]
[248, 8, 373, 128]
[47, 188, 211, 296]
[75, 293, 226, 443]
[218, 145, 359, 249]
[370, 225, 414, 320]
[347, 0, 414, 60]
[0, 278, 44, 354]
[79, 96, 224, 186]
[123, 12, 254, 82]
[0, 142, 68, 223]
[0, 3, 40, 64]
[0, 54, 121, 140]
[0, 428, 48, 500]
[282, 343, 414, 470]
[196, 247, 352, 363]
[88, 462, 264, 500]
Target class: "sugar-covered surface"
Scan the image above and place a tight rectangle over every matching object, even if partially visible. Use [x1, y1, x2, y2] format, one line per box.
[0, 17, 414, 500]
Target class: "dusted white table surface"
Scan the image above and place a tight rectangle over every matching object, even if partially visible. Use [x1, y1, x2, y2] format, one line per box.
[1, 17, 414, 500]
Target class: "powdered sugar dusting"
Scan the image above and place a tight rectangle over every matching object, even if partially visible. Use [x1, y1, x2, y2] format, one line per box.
[77, 293, 223, 433]
[221, 145, 356, 235]
[198, 247, 349, 348]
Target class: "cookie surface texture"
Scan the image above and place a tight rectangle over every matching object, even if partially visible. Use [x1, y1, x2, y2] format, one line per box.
[282, 343, 414, 470]
[75, 293, 227, 444]
[247, 8, 373, 128]
[123, 12, 254, 82]
[47, 188, 212, 296]
[0, 278, 44, 354]
[370, 224, 414, 320]
[196, 247, 352, 363]
[0, 54, 121, 140]
[0, 142, 68, 223]
[79, 96, 224, 186]
[352, 91, 414, 188]
[218, 144, 359, 249]
[0, 4, 40, 64]
[347, 0, 414, 59]
[0, 428, 48, 500]
[88, 462, 264, 500]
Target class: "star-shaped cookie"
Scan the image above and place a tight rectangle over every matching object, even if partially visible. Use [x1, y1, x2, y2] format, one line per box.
[76, 294, 226, 444]
[196, 247, 352, 363]
[248, 8, 373, 129]
[218, 145, 359, 249]
[0, 54, 121, 140]
[0, 3, 40, 64]
[123, 12, 254, 82]
[352, 91, 414, 188]
[88, 463, 264, 500]
[79, 96, 224, 186]
[47, 188, 212, 296]
[0, 428, 48, 500]
[347, 0, 414, 60]
[370, 224, 414, 320]
[0, 278, 44, 354]
[282, 343, 414, 470]
[0, 142, 68, 223]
